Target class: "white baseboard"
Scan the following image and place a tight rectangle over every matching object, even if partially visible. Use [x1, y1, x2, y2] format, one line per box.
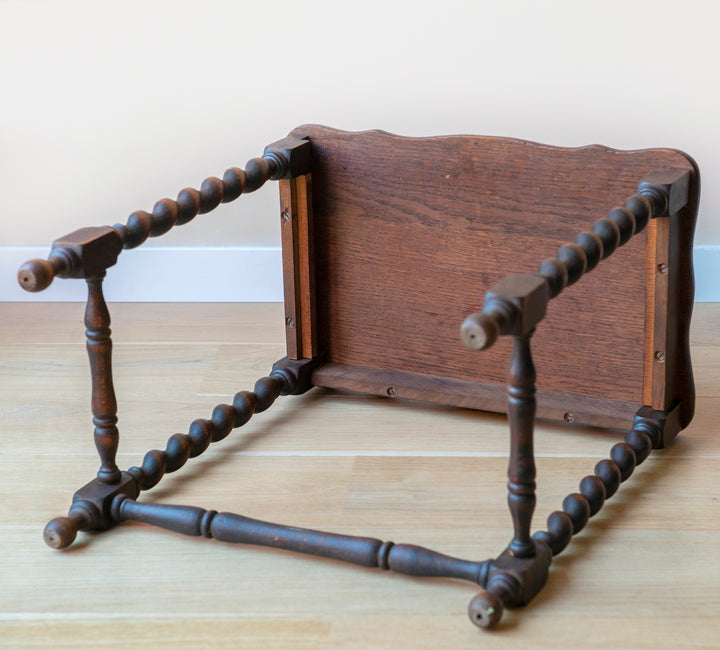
[694, 245, 720, 302]
[1, 244, 718, 302]
[1, 246, 284, 302]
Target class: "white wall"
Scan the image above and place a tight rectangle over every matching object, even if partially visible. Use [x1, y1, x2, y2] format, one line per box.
[1, 0, 718, 299]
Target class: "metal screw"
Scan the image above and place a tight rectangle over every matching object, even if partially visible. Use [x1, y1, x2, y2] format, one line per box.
[281, 211, 290, 223]
[285, 317, 295, 328]
[386, 386, 397, 397]
[655, 350, 665, 362]
[563, 412, 575, 423]
[657, 263, 668, 274]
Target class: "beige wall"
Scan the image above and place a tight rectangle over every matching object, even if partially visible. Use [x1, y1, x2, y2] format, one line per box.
[2, 0, 718, 248]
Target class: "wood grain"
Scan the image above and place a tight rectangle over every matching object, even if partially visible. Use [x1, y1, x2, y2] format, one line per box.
[642, 219, 658, 407]
[295, 174, 317, 358]
[1, 302, 718, 647]
[290, 126, 697, 430]
[279, 178, 302, 358]
[279, 174, 317, 359]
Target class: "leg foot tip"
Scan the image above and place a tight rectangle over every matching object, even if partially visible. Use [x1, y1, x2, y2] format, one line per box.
[468, 590, 504, 629]
[43, 517, 77, 549]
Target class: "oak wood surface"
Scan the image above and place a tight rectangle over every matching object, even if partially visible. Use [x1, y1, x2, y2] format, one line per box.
[1, 302, 718, 648]
[279, 174, 317, 360]
[290, 126, 697, 429]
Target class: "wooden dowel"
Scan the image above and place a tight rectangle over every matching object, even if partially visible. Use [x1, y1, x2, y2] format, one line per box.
[506, 332, 537, 558]
[112, 497, 490, 582]
[85, 273, 121, 484]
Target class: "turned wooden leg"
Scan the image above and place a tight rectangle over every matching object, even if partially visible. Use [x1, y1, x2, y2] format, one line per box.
[43, 502, 94, 550]
[506, 332, 537, 558]
[85, 273, 121, 484]
[468, 589, 505, 629]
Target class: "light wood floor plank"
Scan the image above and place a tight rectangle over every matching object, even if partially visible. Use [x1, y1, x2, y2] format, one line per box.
[1, 302, 719, 647]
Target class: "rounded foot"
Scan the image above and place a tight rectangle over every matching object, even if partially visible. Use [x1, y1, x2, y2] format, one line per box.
[43, 517, 78, 549]
[460, 312, 498, 350]
[17, 259, 54, 292]
[468, 590, 504, 629]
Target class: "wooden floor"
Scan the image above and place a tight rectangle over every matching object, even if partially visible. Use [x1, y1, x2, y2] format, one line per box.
[1, 302, 718, 648]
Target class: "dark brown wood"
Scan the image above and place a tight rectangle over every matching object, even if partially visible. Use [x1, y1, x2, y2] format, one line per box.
[469, 538, 552, 629]
[660, 163, 699, 427]
[85, 273, 121, 484]
[467, 591, 505, 629]
[464, 276, 549, 560]
[290, 125, 698, 430]
[640, 168, 697, 426]
[17, 226, 123, 292]
[17, 151, 291, 293]
[263, 135, 312, 179]
[17, 255, 66, 292]
[533, 405, 670, 558]
[111, 495, 490, 581]
[126, 371, 293, 492]
[40, 364, 305, 549]
[311, 362, 639, 429]
[43, 473, 139, 549]
[633, 402, 682, 449]
[536, 188, 656, 301]
[17, 126, 701, 632]
[268, 136, 316, 360]
[271, 356, 325, 395]
[279, 174, 317, 360]
[279, 177, 302, 358]
[460, 273, 548, 350]
[40, 365, 304, 551]
[43, 506, 92, 550]
[463, 188, 664, 355]
[639, 169, 691, 216]
[119, 155, 282, 248]
[53, 226, 124, 278]
[506, 333, 537, 558]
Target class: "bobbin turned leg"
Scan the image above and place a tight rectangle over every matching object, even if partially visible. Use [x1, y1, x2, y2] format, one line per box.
[532, 404, 681, 558]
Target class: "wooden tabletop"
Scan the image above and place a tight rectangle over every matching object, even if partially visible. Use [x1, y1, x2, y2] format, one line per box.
[1, 302, 718, 648]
